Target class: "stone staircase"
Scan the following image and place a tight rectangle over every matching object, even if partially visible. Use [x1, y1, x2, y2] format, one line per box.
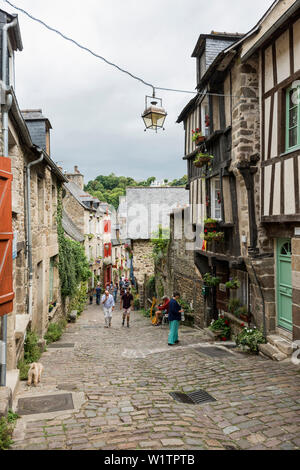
[259, 334, 298, 361]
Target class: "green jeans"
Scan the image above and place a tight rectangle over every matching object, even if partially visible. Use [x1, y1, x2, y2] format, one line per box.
[168, 320, 180, 345]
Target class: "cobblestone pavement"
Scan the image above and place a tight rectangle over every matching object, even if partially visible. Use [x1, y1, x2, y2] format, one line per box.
[11, 303, 300, 450]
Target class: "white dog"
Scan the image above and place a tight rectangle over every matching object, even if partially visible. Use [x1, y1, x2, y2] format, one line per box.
[27, 362, 44, 386]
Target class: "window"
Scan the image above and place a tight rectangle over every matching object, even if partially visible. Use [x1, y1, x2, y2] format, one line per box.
[286, 84, 300, 151]
[210, 178, 222, 220]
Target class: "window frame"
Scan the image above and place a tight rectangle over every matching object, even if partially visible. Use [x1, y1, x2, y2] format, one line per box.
[285, 84, 300, 152]
[210, 177, 222, 221]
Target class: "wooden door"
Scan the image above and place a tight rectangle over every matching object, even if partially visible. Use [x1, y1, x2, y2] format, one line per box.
[0, 156, 14, 316]
[276, 238, 292, 331]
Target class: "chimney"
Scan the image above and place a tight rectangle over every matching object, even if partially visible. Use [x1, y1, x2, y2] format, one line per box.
[66, 166, 84, 190]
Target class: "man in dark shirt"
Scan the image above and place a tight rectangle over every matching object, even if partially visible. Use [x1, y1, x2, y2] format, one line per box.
[95, 283, 102, 305]
[120, 287, 134, 328]
[168, 292, 183, 346]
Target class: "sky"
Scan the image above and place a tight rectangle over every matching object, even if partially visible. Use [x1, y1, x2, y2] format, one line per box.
[3, 0, 274, 184]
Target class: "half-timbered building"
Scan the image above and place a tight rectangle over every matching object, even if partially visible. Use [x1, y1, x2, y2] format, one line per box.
[177, 0, 300, 356]
[239, 0, 300, 343]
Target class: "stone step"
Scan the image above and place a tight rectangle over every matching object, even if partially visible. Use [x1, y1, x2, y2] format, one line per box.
[267, 334, 296, 356]
[258, 343, 288, 361]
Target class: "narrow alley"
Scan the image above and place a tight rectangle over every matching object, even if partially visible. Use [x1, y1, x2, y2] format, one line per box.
[11, 304, 300, 451]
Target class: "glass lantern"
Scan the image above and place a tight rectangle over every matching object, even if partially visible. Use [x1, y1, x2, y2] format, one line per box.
[142, 93, 167, 132]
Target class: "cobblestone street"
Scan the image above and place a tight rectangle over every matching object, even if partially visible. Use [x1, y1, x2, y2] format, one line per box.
[11, 303, 300, 451]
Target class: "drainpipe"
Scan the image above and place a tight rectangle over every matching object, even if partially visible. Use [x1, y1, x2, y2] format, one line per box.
[26, 152, 44, 321]
[0, 18, 18, 387]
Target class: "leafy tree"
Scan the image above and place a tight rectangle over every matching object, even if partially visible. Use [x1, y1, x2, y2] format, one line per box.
[84, 174, 187, 209]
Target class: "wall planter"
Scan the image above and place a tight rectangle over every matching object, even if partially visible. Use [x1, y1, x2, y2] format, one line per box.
[204, 232, 224, 242]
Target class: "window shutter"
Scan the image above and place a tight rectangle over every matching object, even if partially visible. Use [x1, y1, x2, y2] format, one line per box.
[0, 157, 14, 316]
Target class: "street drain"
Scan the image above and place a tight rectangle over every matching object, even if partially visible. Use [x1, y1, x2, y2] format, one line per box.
[195, 346, 235, 358]
[47, 343, 74, 349]
[17, 393, 74, 415]
[170, 390, 216, 405]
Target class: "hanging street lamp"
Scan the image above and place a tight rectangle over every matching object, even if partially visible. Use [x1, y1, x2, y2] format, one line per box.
[142, 90, 167, 132]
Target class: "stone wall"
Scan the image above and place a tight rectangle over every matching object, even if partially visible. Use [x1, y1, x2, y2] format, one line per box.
[155, 209, 205, 328]
[229, 54, 277, 332]
[4, 136, 64, 370]
[132, 240, 154, 306]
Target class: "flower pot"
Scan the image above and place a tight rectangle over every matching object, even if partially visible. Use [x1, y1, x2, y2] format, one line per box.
[210, 329, 223, 338]
[195, 135, 206, 145]
[194, 160, 205, 168]
[239, 314, 249, 322]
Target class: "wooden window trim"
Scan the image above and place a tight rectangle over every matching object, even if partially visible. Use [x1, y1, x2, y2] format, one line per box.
[285, 84, 300, 153]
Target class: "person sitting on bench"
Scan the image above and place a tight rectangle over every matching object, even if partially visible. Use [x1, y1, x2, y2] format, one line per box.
[154, 296, 170, 325]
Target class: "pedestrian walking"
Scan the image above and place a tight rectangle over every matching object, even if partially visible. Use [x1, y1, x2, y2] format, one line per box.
[113, 282, 118, 303]
[120, 287, 134, 328]
[89, 289, 93, 305]
[168, 292, 183, 346]
[101, 289, 115, 328]
[95, 283, 102, 305]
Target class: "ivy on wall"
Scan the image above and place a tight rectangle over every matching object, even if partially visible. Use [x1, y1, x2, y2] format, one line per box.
[57, 186, 92, 298]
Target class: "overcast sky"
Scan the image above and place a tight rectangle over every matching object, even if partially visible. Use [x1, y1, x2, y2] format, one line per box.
[3, 0, 274, 184]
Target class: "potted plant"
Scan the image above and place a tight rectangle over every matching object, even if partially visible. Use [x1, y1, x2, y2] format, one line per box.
[204, 231, 224, 242]
[204, 218, 218, 229]
[192, 128, 206, 145]
[209, 314, 231, 340]
[228, 298, 241, 315]
[193, 152, 214, 168]
[235, 327, 266, 354]
[236, 306, 250, 322]
[203, 273, 220, 287]
[225, 278, 241, 290]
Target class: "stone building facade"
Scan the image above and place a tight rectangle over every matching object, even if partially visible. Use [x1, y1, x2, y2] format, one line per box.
[5, 106, 67, 373]
[156, 208, 205, 327]
[119, 187, 189, 306]
[176, 2, 300, 357]
[0, 8, 69, 382]
[63, 167, 110, 289]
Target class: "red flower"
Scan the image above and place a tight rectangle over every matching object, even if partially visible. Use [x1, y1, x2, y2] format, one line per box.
[213, 230, 216, 233]
[204, 229, 207, 233]
[225, 320, 229, 325]
[221, 337, 227, 341]
[241, 323, 245, 327]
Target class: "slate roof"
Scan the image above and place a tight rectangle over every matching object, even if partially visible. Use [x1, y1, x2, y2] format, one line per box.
[62, 210, 85, 242]
[64, 180, 105, 212]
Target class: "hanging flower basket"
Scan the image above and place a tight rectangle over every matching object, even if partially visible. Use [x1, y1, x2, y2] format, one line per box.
[225, 278, 240, 290]
[193, 153, 214, 168]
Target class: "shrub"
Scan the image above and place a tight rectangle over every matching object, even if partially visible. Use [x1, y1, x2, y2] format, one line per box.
[235, 327, 266, 353]
[17, 360, 30, 381]
[141, 309, 150, 318]
[24, 331, 42, 364]
[0, 417, 13, 450]
[44, 319, 66, 345]
[133, 297, 140, 310]
[17, 330, 43, 381]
